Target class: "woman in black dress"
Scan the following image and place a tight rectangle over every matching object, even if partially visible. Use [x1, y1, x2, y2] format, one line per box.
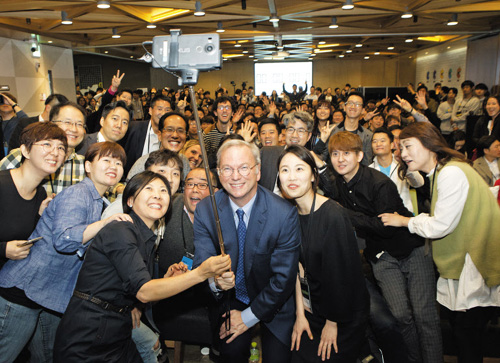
[277, 146, 368, 362]
[54, 171, 232, 362]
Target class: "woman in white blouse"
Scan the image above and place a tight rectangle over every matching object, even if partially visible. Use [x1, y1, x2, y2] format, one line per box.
[379, 122, 500, 363]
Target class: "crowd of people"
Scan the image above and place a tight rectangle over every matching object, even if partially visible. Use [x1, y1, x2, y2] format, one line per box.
[0, 70, 499, 363]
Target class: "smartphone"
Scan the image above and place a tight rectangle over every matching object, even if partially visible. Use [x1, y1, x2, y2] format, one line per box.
[18, 236, 43, 247]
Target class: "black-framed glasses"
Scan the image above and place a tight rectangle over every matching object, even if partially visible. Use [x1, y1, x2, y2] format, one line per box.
[218, 164, 258, 177]
[185, 182, 209, 190]
[285, 127, 308, 136]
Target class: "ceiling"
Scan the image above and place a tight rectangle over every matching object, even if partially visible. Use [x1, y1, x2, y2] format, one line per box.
[0, 0, 499, 61]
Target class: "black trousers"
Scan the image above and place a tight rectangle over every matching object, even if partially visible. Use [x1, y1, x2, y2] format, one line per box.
[445, 306, 498, 363]
[216, 299, 291, 363]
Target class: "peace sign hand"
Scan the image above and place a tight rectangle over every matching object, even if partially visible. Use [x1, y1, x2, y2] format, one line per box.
[111, 70, 125, 92]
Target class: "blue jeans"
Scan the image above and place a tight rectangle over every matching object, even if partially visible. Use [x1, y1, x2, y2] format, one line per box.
[0, 296, 60, 363]
[132, 322, 160, 363]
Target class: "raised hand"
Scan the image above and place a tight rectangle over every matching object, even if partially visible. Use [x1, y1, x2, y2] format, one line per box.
[320, 121, 336, 143]
[393, 95, 412, 113]
[238, 120, 257, 143]
[111, 70, 125, 92]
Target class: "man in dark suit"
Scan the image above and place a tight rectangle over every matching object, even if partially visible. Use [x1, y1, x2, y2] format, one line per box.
[122, 95, 173, 176]
[194, 140, 300, 363]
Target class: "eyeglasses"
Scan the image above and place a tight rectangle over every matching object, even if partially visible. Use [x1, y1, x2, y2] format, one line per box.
[162, 127, 186, 135]
[217, 105, 231, 111]
[52, 120, 85, 129]
[285, 127, 308, 136]
[32, 142, 66, 155]
[185, 182, 209, 190]
[345, 101, 363, 108]
[218, 164, 258, 177]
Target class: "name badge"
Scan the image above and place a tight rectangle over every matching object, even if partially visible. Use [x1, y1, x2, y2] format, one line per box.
[299, 276, 313, 314]
[181, 254, 193, 270]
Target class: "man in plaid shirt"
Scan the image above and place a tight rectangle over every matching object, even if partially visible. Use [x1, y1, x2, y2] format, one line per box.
[0, 102, 86, 195]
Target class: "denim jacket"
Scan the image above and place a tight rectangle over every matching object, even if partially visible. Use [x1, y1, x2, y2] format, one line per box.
[0, 177, 104, 313]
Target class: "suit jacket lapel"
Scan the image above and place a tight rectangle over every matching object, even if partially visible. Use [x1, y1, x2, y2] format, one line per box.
[244, 188, 267, 277]
[218, 192, 239, 272]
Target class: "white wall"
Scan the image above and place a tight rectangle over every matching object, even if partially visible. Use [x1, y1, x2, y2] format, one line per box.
[415, 40, 468, 94]
[0, 36, 75, 116]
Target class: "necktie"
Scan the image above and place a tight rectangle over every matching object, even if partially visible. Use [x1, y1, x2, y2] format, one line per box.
[235, 209, 250, 304]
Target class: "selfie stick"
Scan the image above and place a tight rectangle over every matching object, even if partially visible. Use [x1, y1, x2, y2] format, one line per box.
[164, 30, 226, 256]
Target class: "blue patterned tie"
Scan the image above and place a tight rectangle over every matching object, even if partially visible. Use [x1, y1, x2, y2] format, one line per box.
[235, 209, 250, 304]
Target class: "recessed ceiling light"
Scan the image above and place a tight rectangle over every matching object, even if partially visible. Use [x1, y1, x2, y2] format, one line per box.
[409, 56, 413, 58]
[447, 46, 451, 49]
[130, 56, 134, 58]
[243, 50, 248, 54]
[235, 43, 241, 47]
[339, 54, 345, 58]
[342, 0, 354, 10]
[364, 56, 369, 59]
[310, 53, 316, 57]
[48, 40, 53, 44]
[146, 22, 156, 29]
[346, 49, 352, 53]
[254, 59, 258, 62]
[194, 1, 205, 16]
[249, 55, 254, 58]
[104, 50, 109, 54]
[405, 38, 413, 43]
[447, 13, 458, 26]
[387, 45, 395, 50]
[355, 43, 362, 47]
[216, 22, 225, 33]
[97, 0, 110, 9]
[374, 51, 380, 55]
[329, 17, 339, 29]
[318, 40, 326, 45]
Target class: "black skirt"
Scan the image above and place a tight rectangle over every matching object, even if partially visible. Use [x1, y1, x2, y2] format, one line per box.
[291, 308, 368, 363]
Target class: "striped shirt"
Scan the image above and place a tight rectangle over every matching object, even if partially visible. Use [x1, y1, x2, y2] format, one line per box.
[0, 148, 85, 195]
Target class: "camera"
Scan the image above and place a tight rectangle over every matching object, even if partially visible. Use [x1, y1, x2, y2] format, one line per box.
[0, 95, 4, 105]
[151, 30, 221, 71]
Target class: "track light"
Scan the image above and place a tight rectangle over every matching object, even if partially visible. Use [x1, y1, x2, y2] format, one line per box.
[194, 1, 205, 16]
[61, 11, 72, 25]
[216, 22, 225, 32]
[447, 13, 458, 26]
[355, 43, 363, 48]
[97, 0, 110, 9]
[405, 38, 413, 43]
[146, 22, 156, 29]
[112, 28, 121, 38]
[329, 17, 339, 29]
[342, 0, 354, 10]
[387, 45, 395, 50]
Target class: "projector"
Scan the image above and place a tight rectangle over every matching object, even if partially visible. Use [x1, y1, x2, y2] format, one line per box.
[272, 51, 290, 57]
